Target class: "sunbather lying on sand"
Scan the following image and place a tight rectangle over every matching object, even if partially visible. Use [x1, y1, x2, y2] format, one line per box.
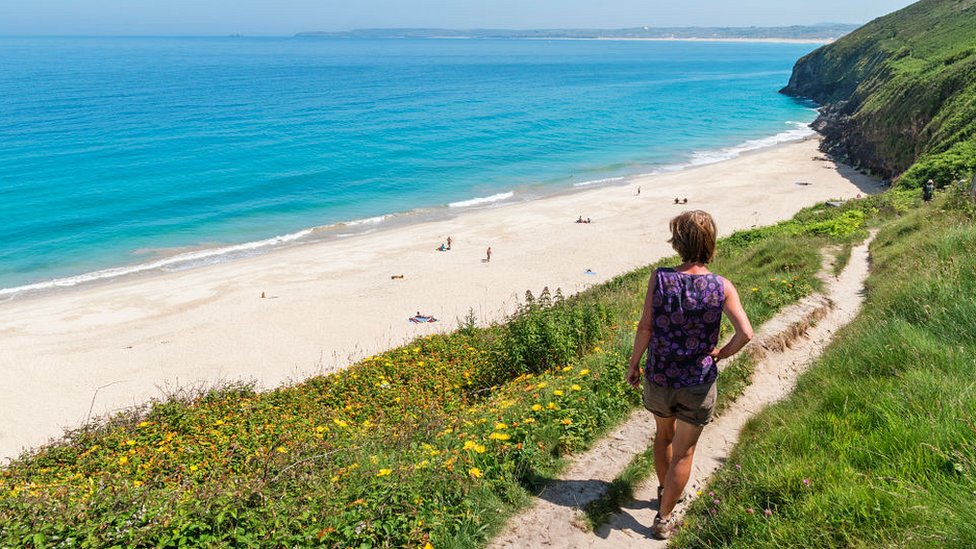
[409, 313, 438, 323]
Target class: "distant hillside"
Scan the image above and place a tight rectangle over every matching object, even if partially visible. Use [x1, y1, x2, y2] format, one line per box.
[781, 0, 976, 186]
[296, 25, 856, 41]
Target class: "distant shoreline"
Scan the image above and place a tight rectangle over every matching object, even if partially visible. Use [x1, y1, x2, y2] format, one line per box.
[537, 37, 834, 44]
[296, 24, 856, 42]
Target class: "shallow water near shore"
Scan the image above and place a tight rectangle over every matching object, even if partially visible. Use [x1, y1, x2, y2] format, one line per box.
[0, 37, 819, 296]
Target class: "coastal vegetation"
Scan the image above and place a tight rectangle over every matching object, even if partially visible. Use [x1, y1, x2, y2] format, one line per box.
[673, 185, 976, 548]
[0, 199, 876, 547]
[781, 0, 976, 188]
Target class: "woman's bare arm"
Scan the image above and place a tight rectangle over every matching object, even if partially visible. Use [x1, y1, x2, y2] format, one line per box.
[627, 274, 657, 388]
[710, 278, 753, 362]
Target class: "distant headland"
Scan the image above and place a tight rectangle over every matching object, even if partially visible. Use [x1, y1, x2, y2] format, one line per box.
[295, 24, 858, 42]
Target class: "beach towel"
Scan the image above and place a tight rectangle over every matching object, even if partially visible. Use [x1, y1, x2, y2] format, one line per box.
[409, 315, 438, 323]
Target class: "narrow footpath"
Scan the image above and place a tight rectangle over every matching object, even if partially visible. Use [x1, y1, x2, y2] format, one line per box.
[489, 234, 875, 548]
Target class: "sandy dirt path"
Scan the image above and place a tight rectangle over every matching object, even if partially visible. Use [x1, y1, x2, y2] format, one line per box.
[489, 234, 874, 548]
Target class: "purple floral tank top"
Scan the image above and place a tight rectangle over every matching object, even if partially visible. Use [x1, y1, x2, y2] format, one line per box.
[646, 268, 725, 388]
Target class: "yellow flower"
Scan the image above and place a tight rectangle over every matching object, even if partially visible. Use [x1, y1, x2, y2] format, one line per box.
[531, 404, 542, 411]
[579, 369, 590, 376]
[547, 402, 558, 410]
[752, 287, 759, 292]
[315, 425, 328, 433]
[474, 444, 486, 453]
[468, 468, 484, 479]
[553, 390, 564, 396]
[424, 543, 434, 549]
[522, 417, 536, 424]
[276, 446, 288, 454]
[495, 422, 508, 430]
[535, 382, 548, 389]
[377, 468, 393, 477]
[571, 384, 582, 391]
[463, 440, 478, 451]
[125, 439, 136, 446]
[118, 456, 129, 466]
[330, 475, 340, 482]
[133, 480, 144, 487]
[489, 432, 511, 441]
[189, 465, 199, 472]
[137, 421, 151, 428]
[333, 419, 349, 428]
[561, 418, 573, 425]
[562, 366, 573, 372]
[214, 419, 225, 426]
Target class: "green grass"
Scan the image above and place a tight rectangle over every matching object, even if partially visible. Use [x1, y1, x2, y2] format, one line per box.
[0, 198, 876, 548]
[672, 190, 976, 548]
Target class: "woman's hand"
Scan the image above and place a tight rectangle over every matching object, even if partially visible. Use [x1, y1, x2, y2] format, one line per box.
[626, 363, 642, 389]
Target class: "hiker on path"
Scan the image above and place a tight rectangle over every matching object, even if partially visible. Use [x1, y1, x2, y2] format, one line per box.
[923, 179, 935, 202]
[626, 210, 753, 540]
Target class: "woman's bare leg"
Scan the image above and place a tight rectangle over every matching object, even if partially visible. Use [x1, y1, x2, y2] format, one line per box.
[652, 415, 676, 487]
[658, 418, 704, 518]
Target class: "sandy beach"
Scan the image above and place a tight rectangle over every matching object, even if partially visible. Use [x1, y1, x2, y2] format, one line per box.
[0, 137, 880, 461]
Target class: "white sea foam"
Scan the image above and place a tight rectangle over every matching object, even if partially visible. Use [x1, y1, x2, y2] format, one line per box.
[448, 191, 514, 208]
[345, 214, 393, 226]
[572, 176, 626, 188]
[0, 228, 314, 299]
[687, 122, 815, 167]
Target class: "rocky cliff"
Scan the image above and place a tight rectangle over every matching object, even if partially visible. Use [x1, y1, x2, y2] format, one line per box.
[781, 0, 976, 186]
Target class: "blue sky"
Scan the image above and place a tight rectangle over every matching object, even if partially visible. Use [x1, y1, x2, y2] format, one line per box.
[1, 0, 919, 36]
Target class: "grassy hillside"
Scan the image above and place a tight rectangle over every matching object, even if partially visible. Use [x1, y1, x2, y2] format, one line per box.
[781, 0, 976, 187]
[0, 201, 880, 548]
[674, 188, 976, 547]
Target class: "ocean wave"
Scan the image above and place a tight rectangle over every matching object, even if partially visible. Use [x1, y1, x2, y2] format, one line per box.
[344, 214, 393, 226]
[448, 191, 514, 208]
[687, 122, 815, 167]
[572, 176, 626, 188]
[0, 228, 314, 299]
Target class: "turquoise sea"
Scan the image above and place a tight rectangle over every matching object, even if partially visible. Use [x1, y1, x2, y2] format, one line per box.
[0, 37, 819, 297]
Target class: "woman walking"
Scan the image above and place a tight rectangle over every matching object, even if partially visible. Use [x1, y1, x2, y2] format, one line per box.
[626, 210, 753, 539]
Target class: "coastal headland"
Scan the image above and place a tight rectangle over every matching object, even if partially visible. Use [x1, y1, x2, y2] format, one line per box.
[0, 137, 879, 460]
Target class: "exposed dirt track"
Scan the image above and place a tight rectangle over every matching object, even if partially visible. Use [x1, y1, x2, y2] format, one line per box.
[489, 234, 874, 548]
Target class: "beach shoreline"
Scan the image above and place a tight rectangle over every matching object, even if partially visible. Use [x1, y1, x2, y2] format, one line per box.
[0, 137, 881, 461]
[0, 123, 818, 304]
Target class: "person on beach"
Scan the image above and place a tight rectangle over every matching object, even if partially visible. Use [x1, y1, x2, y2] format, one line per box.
[626, 210, 753, 540]
[447, 236, 453, 250]
[485, 246, 492, 262]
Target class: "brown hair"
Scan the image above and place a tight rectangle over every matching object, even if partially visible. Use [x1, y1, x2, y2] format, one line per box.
[668, 210, 716, 264]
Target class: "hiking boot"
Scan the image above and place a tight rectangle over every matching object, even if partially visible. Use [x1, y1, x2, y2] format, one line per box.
[651, 512, 677, 540]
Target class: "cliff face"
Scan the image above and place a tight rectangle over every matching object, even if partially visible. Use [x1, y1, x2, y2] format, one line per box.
[781, 0, 976, 186]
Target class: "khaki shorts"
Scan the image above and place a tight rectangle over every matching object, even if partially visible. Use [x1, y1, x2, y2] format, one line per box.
[642, 378, 717, 427]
